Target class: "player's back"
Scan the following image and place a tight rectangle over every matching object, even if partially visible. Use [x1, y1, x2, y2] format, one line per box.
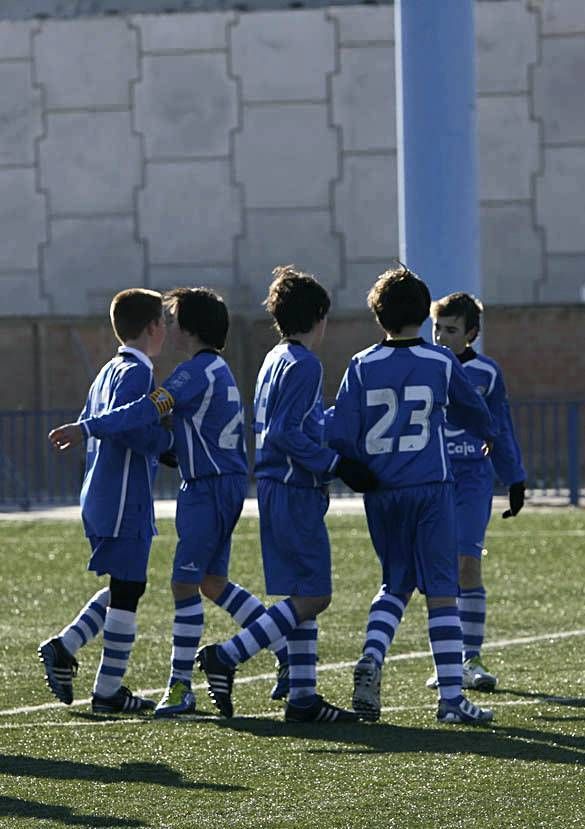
[254, 342, 332, 487]
[330, 339, 471, 488]
[166, 351, 248, 481]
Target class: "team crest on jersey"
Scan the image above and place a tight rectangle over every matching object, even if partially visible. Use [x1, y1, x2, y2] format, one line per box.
[167, 370, 191, 391]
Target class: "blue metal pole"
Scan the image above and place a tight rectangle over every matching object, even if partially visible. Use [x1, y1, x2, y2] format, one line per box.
[395, 0, 480, 301]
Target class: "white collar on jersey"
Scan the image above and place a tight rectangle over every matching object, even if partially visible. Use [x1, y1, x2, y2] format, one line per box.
[117, 345, 153, 371]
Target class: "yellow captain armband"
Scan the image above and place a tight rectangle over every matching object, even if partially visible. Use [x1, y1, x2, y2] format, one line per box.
[149, 387, 175, 417]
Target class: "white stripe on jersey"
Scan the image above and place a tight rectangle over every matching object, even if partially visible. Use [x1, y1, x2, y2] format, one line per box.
[355, 347, 395, 385]
[184, 417, 195, 479]
[113, 448, 131, 537]
[465, 357, 497, 396]
[192, 356, 224, 475]
[408, 346, 453, 404]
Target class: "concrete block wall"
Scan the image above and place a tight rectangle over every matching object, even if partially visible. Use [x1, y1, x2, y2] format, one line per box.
[0, 1, 584, 318]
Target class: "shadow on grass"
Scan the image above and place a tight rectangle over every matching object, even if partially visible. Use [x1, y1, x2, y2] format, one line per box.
[0, 754, 247, 792]
[494, 687, 585, 707]
[216, 716, 585, 765]
[0, 795, 145, 827]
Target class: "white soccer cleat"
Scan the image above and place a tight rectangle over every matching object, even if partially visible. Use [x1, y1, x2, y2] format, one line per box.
[463, 656, 498, 692]
[352, 654, 382, 722]
[437, 696, 494, 725]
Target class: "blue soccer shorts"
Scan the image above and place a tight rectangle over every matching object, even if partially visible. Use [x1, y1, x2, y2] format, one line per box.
[88, 535, 152, 582]
[257, 478, 332, 597]
[364, 482, 458, 597]
[172, 474, 248, 585]
[452, 460, 494, 558]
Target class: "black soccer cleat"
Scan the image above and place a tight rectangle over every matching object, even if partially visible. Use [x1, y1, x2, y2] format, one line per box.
[196, 644, 236, 718]
[38, 637, 79, 705]
[285, 694, 360, 723]
[270, 660, 290, 701]
[91, 685, 156, 715]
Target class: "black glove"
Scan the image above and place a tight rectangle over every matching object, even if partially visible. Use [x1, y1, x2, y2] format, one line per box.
[159, 450, 179, 469]
[335, 456, 378, 493]
[502, 481, 525, 518]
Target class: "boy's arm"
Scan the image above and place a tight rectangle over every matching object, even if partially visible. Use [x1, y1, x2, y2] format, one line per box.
[82, 364, 205, 440]
[486, 370, 526, 517]
[48, 363, 202, 451]
[267, 359, 339, 477]
[327, 361, 363, 461]
[487, 372, 526, 486]
[447, 358, 497, 441]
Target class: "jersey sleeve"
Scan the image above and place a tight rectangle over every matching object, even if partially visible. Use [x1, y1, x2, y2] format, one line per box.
[327, 360, 363, 461]
[446, 357, 497, 441]
[81, 362, 205, 440]
[267, 358, 338, 476]
[487, 369, 526, 485]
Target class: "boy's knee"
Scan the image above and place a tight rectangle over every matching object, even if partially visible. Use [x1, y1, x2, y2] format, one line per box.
[292, 594, 331, 621]
[109, 577, 146, 612]
[200, 575, 227, 602]
[171, 580, 200, 601]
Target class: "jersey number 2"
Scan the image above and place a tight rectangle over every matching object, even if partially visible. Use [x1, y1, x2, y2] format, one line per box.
[365, 385, 433, 455]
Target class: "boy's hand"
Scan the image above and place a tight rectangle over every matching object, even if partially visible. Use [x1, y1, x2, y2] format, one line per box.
[335, 456, 378, 493]
[48, 423, 83, 451]
[502, 481, 525, 518]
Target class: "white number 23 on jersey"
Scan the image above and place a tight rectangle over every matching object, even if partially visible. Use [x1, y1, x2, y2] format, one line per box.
[365, 385, 433, 455]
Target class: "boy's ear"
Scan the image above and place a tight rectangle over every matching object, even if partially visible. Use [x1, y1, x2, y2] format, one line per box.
[467, 326, 479, 343]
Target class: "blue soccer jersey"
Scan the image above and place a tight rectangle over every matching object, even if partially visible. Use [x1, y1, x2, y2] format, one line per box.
[79, 346, 173, 539]
[81, 349, 248, 481]
[253, 341, 338, 488]
[446, 348, 525, 486]
[328, 338, 496, 488]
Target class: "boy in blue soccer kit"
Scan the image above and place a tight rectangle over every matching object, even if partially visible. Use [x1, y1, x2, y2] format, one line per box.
[197, 266, 376, 722]
[50, 287, 290, 716]
[429, 292, 526, 691]
[41, 289, 173, 713]
[328, 266, 497, 724]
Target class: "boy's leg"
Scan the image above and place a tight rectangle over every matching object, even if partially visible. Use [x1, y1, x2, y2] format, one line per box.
[208, 579, 288, 698]
[428, 599, 493, 725]
[154, 582, 201, 718]
[455, 463, 497, 690]
[92, 570, 155, 714]
[38, 587, 109, 705]
[353, 587, 409, 722]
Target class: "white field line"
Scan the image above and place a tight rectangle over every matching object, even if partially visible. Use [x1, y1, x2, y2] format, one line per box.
[3, 628, 584, 720]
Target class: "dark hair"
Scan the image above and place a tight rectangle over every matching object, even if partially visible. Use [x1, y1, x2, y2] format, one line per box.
[264, 265, 330, 336]
[110, 288, 163, 344]
[164, 287, 229, 350]
[431, 291, 483, 341]
[367, 265, 431, 334]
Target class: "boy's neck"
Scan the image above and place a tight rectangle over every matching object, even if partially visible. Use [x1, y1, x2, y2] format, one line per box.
[283, 330, 317, 351]
[385, 324, 421, 341]
[122, 335, 151, 357]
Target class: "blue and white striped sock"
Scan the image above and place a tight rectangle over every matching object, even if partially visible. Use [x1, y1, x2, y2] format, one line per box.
[458, 586, 487, 661]
[169, 595, 204, 688]
[287, 619, 318, 704]
[93, 608, 136, 699]
[59, 588, 109, 656]
[214, 582, 287, 664]
[428, 605, 463, 702]
[362, 588, 407, 667]
[218, 599, 299, 668]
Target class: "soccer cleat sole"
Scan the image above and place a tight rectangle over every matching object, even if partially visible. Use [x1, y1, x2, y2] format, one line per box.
[351, 700, 380, 722]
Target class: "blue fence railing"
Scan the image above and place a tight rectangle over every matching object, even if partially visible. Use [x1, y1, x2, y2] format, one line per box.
[0, 401, 583, 509]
